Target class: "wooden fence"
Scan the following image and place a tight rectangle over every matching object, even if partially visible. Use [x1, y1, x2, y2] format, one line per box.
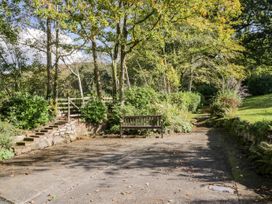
[57, 96, 112, 121]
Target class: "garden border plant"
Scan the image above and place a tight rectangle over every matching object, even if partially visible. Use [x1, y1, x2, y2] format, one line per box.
[0, 121, 20, 160]
[105, 87, 196, 134]
[208, 117, 272, 175]
[0, 93, 51, 130]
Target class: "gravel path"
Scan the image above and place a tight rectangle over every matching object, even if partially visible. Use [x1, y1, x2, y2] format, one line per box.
[0, 127, 269, 204]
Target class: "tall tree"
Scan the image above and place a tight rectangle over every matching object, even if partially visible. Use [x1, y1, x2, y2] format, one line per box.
[46, 18, 53, 99]
[238, 0, 272, 67]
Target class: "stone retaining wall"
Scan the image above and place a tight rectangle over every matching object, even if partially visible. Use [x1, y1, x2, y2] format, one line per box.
[13, 120, 89, 155]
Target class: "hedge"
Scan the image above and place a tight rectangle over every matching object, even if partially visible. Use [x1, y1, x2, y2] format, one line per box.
[210, 117, 272, 175]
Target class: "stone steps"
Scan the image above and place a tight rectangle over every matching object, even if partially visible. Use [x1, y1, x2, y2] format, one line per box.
[13, 146, 32, 155]
[35, 132, 46, 136]
[23, 137, 35, 142]
[30, 135, 40, 138]
[15, 140, 33, 146]
[14, 120, 65, 148]
[15, 142, 26, 146]
[13, 119, 82, 155]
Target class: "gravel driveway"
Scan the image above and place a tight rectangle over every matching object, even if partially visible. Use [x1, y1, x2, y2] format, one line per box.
[0, 127, 270, 204]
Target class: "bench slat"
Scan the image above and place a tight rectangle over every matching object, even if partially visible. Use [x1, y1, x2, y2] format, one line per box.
[120, 115, 163, 138]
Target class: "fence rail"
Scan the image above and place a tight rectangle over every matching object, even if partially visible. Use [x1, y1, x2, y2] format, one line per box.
[56, 96, 112, 121]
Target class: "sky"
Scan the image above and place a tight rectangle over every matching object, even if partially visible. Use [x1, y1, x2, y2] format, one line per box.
[1, 27, 90, 65]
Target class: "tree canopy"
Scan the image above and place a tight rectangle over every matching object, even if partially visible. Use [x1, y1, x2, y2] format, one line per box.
[0, 0, 268, 101]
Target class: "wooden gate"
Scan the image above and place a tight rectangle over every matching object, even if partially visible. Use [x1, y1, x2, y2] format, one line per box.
[57, 97, 112, 121]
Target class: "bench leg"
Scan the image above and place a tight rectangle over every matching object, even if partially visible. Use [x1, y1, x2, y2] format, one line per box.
[120, 127, 125, 138]
[161, 128, 163, 138]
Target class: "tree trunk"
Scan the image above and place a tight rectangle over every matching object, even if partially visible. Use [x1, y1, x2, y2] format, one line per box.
[119, 15, 128, 104]
[53, 19, 59, 103]
[111, 22, 121, 101]
[111, 60, 118, 100]
[77, 69, 84, 100]
[125, 62, 131, 89]
[91, 37, 102, 100]
[119, 48, 126, 104]
[46, 18, 52, 99]
[188, 67, 193, 92]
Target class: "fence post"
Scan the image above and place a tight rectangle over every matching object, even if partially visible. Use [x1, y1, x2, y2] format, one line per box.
[68, 97, 71, 122]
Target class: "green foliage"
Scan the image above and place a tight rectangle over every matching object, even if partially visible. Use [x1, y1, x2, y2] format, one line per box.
[194, 83, 218, 105]
[81, 98, 107, 125]
[125, 87, 158, 111]
[48, 99, 58, 120]
[0, 93, 50, 129]
[105, 103, 122, 133]
[106, 89, 194, 134]
[249, 142, 272, 175]
[168, 92, 201, 113]
[124, 88, 193, 133]
[154, 102, 193, 133]
[212, 117, 272, 175]
[0, 121, 19, 150]
[0, 2, 18, 43]
[210, 90, 242, 118]
[0, 121, 18, 161]
[236, 93, 272, 123]
[0, 149, 14, 160]
[217, 117, 271, 144]
[247, 67, 272, 96]
[238, 0, 272, 67]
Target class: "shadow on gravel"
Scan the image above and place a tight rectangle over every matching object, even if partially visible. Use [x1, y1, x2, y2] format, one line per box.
[1, 128, 271, 201]
[206, 128, 272, 201]
[1, 133, 231, 184]
[190, 198, 264, 204]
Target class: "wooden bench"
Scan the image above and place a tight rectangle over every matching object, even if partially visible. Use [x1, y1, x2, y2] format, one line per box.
[120, 115, 163, 138]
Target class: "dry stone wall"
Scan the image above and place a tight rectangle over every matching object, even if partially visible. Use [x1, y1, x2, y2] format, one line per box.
[13, 120, 89, 155]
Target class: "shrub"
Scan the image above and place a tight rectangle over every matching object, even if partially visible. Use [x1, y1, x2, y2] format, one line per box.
[154, 102, 193, 133]
[0, 121, 19, 160]
[106, 88, 195, 134]
[105, 103, 122, 133]
[0, 93, 50, 129]
[0, 149, 14, 160]
[247, 67, 272, 96]
[125, 87, 158, 110]
[210, 90, 242, 118]
[81, 98, 107, 125]
[194, 83, 218, 105]
[211, 117, 272, 175]
[168, 92, 201, 112]
[0, 121, 19, 150]
[249, 142, 272, 175]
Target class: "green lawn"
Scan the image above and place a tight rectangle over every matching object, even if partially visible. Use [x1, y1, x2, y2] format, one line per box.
[237, 94, 272, 123]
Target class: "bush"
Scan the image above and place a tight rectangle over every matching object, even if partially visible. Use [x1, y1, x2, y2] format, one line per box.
[81, 98, 107, 125]
[0, 121, 19, 160]
[154, 102, 193, 133]
[194, 83, 218, 105]
[105, 87, 195, 134]
[105, 103, 122, 133]
[247, 67, 272, 96]
[249, 142, 272, 175]
[210, 90, 242, 118]
[168, 92, 201, 112]
[0, 93, 50, 129]
[0, 121, 19, 150]
[211, 117, 272, 175]
[0, 149, 14, 160]
[125, 87, 158, 111]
